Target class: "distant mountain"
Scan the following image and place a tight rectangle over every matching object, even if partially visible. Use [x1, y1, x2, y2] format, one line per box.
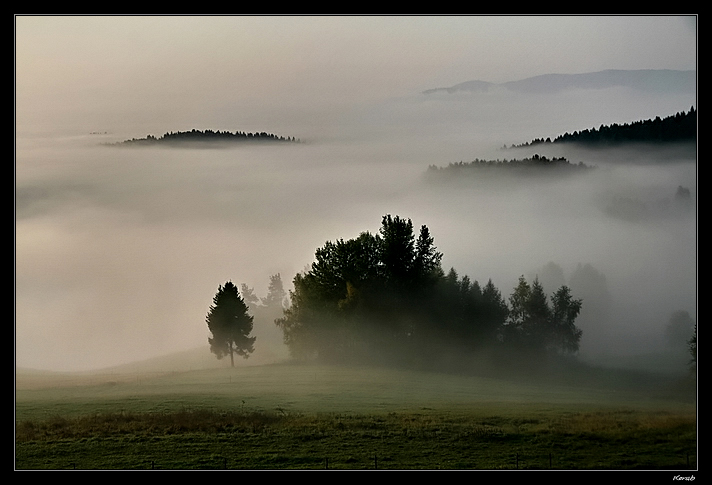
[423, 79, 495, 94]
[423, 69, 696, 95]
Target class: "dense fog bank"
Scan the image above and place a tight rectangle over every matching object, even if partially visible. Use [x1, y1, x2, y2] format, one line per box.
[15, 86, 696, 372]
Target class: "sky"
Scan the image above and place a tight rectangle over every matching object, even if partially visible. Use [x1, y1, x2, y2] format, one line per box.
[15, 16, 697, 372]
[16, 15, 697, 134]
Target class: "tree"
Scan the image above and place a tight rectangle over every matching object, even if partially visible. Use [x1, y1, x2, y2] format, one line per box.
[568, 263, 611, 334]
[504, 276, 532, 348]
[523, 278, 552, 350]
[261, 273, 287, 310]
[275, 216, 445, 362]
[481, 279, 509, 343]
[665, 310, 695, 351]
[549, 285, 583, 354]
[206, 281, 256, 366]
[504, 276, 582, 355]
[414, 224, 444, 283]
[688, 323, 697, 373]
[662, 310, 697, 374]
[534, 262, 566, 295]
[240, 283, 260, 311]
[378, 215, 416, 288]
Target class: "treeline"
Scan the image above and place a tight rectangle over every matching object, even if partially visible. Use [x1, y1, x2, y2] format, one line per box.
[115, 129, 301, 145]
[275, 215, 583, 370]
[426, 154, 594, 178]
[511, 107, 696, 148]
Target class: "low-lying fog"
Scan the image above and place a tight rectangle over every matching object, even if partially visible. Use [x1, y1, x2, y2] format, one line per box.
[15, 86, 696, 372]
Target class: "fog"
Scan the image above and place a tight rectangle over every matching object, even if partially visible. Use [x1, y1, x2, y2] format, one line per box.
[15, 16, 696, 372]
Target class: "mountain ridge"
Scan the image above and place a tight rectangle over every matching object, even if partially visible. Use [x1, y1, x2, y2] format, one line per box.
[423, 69, 696, 95]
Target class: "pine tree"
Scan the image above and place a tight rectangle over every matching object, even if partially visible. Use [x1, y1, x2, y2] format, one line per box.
[206, 281, 256, 366]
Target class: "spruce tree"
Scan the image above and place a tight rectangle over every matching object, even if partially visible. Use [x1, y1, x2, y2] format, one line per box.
[206, 281, 256, 366]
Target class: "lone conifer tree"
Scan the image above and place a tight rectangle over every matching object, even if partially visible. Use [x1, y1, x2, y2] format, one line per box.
[206, 281, 255, 366]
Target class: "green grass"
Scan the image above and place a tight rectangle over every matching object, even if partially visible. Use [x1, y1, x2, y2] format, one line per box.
[15, 362, 697, 470]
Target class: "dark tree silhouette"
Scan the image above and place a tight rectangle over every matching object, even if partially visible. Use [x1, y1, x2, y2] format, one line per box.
[549, 286, 583, 355]
[276, 216, 445, 363]
[275, 215, 583, 369]
[426, 154, 594, 180]
[206, 281, 256, 366]
[503, 276, 582, 356]
[689, 323, 697, 373]
[113, 129, 301, 146]
[511, 107, 696, 148]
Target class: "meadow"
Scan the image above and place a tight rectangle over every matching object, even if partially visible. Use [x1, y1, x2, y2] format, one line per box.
[15, 358, 696, 470]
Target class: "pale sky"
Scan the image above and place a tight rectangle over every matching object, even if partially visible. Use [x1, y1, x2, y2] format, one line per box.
[16, 15, 697, 132]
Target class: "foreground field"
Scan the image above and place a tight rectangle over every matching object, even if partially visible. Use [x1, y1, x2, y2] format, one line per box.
[15, 361, 696, 470]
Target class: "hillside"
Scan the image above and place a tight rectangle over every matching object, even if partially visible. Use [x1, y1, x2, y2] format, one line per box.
[512, 107, 696, 147]
[16, 344, 289, 389]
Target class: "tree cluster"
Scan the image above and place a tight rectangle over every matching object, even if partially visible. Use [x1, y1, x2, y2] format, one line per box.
[426, 154, 593, 179]
[512, 107, 696, 148]
[116, 129, 300, 146]
[604, 184, 694, 222]
[275, 215, 583, 369]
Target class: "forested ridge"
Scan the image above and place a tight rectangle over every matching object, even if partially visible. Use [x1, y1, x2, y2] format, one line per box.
[114, 129, 300, 146]
[512, 107, 696, 147]
[427, 109, 696, 179]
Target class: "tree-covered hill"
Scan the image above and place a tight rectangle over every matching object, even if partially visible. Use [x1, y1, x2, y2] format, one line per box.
[113, 129, 301, 146]
[511, 107, 696, 148]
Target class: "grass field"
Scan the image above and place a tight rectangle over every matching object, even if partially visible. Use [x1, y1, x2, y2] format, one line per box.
[15, 358, 697, 470]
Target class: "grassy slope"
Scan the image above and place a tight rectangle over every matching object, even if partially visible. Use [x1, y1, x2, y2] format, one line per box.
[15, 362, 691, 417]
[15, 358, 697, 470]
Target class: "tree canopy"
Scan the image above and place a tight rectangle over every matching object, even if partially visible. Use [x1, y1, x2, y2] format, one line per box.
[276, 215, 583, 370]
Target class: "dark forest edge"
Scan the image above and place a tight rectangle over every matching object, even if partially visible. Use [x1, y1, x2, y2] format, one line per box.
[109, 129, 301, 146]
[510, 107, 696, 148]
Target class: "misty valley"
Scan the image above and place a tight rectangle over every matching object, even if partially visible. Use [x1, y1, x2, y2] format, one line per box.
[16, 74, 696, 470]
